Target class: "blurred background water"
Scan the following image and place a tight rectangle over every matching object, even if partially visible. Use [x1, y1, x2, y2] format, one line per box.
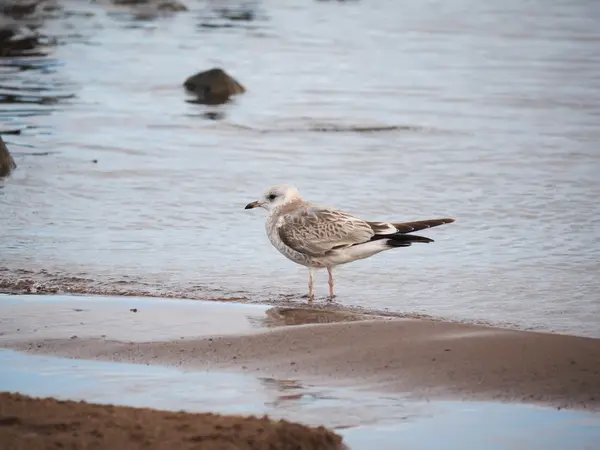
[1, 0, 599, 337]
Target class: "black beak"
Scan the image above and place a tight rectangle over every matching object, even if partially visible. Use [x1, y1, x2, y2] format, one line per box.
[245, 201, 261, 209]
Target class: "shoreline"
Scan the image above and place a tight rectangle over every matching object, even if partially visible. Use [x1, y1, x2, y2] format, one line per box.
[1, 276, 593, 339]
[1, 293, 599, 412]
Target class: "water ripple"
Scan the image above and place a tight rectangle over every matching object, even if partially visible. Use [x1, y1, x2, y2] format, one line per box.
[1, 0, 599, 338]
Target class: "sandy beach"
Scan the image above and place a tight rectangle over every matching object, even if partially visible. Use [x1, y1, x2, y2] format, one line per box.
[1, 294, 599, 412]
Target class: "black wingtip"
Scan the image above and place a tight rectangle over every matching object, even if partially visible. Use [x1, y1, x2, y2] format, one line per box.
[384, 234, 434, 247]
[385, 240, 413, 248]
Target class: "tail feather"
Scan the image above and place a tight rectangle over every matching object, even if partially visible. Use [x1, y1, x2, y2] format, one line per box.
[365, 217, 454, 249]
[367, 218, 454, 235]
[390, 218, 455, 234]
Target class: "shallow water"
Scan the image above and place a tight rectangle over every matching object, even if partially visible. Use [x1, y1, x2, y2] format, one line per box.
[1, 349, 599, 450]
[1, 0, 600, 337]
[0, 293, 272, 341]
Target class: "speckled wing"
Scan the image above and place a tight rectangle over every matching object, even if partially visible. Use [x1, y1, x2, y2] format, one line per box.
[276, 205, 375, 256]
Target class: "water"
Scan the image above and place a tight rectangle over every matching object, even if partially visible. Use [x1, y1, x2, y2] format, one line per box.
[1, 0, 600, 337]
[2, 349, 599, 450]
[0, 293, 273, 341]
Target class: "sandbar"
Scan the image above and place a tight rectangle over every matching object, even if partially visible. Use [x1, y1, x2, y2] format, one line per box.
[1, 294, 599, 411]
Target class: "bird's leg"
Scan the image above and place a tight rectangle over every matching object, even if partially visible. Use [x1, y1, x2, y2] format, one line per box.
[308, 268, 315, 303]
[327, 267, 335, 300]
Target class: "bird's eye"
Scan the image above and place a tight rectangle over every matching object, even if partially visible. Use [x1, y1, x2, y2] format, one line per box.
[267, 193, 277, 201]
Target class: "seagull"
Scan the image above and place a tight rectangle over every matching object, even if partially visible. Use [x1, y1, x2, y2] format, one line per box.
[245, 184, 455, 302]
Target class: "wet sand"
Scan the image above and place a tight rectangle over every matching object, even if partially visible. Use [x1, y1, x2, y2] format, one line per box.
[1, 294, 599, 411]
[0, 392, 344, 450]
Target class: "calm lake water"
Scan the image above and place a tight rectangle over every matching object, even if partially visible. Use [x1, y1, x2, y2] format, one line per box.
[1, 0, 599, 337]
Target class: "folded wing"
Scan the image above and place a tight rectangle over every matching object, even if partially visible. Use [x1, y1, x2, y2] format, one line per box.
[277, 206, 374, 256]
[277, 205, 456, 256]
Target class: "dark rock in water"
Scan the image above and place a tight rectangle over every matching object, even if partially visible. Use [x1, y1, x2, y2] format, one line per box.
[112, 0, 188, 12]
[202, 111, 225, 121]
[183, 68, 246, 105]
[0, 0, 60, 20]
[215, 7, 255, 22]
[0, 15, 40, 56]
[0, 1, 39, 19]
[0, 136, 17, 178]
[1, 0, 64, 21]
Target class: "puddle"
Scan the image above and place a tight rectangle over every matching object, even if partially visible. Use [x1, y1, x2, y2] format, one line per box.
[0, 349, 598, 450]
[0, 293, 271, 341]
[0, 349, 427, 430]
[0, 293, 376, 343]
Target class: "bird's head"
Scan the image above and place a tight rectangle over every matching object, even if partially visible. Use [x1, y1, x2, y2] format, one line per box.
[245, 184, 302, 212]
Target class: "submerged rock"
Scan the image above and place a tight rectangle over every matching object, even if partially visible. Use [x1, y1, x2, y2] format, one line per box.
[0, 136, 17, 178]
[111, 0, 188, 12]
[214, 7, 255, 22]
[183, 68, 246, 105]
[0, 0, 39, 19]
[0, 0, 59, 19]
